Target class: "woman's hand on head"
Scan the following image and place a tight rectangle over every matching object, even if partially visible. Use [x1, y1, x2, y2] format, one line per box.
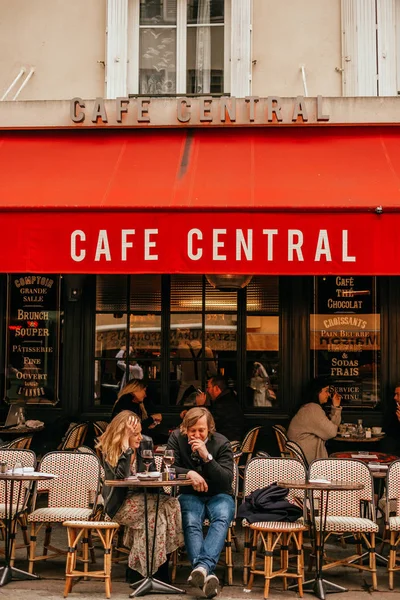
[126, 415, 139, 435]
[332, 392, 342, 407]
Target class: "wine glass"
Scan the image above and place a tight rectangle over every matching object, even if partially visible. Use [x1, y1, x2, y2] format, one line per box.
[141, 449, 154, 475]
[163, 449, 174, 473]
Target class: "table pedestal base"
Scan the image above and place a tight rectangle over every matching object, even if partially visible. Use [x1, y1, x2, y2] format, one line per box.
[0, 565, 39, 587]
[302, 576, 347, 600]
[129, 577, 185, 597]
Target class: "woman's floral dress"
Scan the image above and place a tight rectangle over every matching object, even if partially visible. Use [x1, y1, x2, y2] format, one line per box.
[114, 462, 184, 576]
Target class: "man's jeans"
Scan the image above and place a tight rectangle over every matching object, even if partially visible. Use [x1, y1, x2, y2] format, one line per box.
[179, 493, 235, 575]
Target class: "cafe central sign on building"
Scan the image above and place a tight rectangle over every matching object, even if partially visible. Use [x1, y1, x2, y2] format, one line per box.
[70, 95, 330, 126]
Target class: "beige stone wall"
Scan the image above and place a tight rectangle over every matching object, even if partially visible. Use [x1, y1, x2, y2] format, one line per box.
[0, 0, 345, 101]
[252, 0, 342, 97]
[0, 0, 106, 101]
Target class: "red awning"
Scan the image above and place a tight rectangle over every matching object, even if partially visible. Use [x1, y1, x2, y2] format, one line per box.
[1, 127, 400, 274]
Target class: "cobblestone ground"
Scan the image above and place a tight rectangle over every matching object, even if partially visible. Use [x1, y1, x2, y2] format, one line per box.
[2, 519, 399, 599]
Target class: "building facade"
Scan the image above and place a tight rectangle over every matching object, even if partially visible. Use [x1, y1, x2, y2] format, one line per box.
[1, 0, 400, 452]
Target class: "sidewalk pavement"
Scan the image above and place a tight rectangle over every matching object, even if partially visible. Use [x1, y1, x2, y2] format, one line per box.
[3, 522, 399, 599]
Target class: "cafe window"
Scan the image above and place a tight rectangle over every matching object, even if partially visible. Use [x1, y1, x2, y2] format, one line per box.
[94, 274, 279, 409]
[310, 276, 381, 408]
[170, 274, 238, 406]
[245, 276, 280, 409]
[94, 275, 162, 407]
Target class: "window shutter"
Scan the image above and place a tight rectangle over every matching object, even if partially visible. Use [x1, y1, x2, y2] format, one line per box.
[341, 0, 377, 96]
[376, 0, 397, 96]
[230, 0, 251, 97]
[106, 0, 129, 98]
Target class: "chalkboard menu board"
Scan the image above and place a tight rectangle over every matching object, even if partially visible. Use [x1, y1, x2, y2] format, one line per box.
[310, 276, 380, 407]
[5, 274, 60, 405]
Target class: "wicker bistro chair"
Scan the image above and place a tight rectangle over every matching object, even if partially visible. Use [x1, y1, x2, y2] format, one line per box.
[308, 458, 378, 590]
[285, 441, 309, 470]
[3, 436, 33, 450]
[28, 450, 101, 574]
[0, 448, 36, 566]
[242, 456, 307, 594]
[93, 421, 109, 437]
[272, 424, 289, 457]
[385, 459, 400, 589]
[58, 422, 89, 451]
[171, 462, 239, 585]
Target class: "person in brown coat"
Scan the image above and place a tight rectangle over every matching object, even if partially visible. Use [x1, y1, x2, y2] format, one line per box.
[287, 378, 342, 464]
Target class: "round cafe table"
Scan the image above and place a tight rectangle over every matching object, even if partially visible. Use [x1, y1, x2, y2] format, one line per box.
[0, 471, 56, 587]
[105, 476, 192, 598]
[277, 479, 364, 600]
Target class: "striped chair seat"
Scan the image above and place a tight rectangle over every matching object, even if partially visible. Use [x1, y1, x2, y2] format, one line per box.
[388, 516, 400, 531]
[28, 507, 93, 523]
[250, 518, 306, 532]
[0, 503, 25, 518]
[63, 520, 119, 528]
[314, 516, 378, 532]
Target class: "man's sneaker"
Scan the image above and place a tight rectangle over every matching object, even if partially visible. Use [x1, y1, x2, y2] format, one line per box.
[188, 566, 207, 588]
[203, 574, 220, 599]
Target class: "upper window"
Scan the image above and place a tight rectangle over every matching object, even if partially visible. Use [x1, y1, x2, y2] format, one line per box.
[130, 0, 229, 95]
[342, 0, 400, 96]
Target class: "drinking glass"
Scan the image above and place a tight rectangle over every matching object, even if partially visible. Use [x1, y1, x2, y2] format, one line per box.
[163, 449, 175, 472]
[141, 449, 154, 474]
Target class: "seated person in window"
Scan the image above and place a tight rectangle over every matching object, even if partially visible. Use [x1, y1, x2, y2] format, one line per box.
[287, 377, 342, 464]
[111, 379, 162, 438]
[97, 411, 183, 584]
[195, 376, 244, 443]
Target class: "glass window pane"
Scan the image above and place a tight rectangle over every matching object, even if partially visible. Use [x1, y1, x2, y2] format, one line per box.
[94, 359, 120, 406]
[96, 276, 128, 312]
[170, 313, 203, 352]
[130, 275, 161, 311]
[247, 276, 279, 313]
[187, 25, 224, 94]
[205, 280, 237, 312]
[205, 313, 237, 352]
[130, 314, 162, 360]
[310, 276, 381, 408]
[171, 275, 203, 311]
[246, 316, 279, 408]
[140, 0, 177, 25]
[187, 0, 224, 24]
[96, 313, 128, 357]
[139, 28, 176, 94]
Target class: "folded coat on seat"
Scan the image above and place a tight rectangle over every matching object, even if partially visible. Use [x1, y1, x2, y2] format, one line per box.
[238, 482, 303, 523]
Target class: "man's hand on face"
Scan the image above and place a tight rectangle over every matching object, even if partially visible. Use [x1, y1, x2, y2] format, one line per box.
[195, 392, 207, 406]
[396, 407, 400, 423]
[189, 438, 208, 460]
[187, 470, 208, 493]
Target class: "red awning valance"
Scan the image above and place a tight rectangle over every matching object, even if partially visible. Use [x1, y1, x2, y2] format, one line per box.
[1, 127, 400, 274]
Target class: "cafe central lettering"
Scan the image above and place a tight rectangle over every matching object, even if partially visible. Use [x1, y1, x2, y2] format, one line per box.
[70, 228, 356, 264]
[70, 95, 330, 125]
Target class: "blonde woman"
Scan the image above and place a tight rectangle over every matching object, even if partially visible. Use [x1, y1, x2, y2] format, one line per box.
[97, 411, 183, 584]
[111, 379, 162, 436]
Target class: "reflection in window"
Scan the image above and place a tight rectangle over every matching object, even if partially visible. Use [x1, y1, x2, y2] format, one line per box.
[246, 316, 279, 408]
